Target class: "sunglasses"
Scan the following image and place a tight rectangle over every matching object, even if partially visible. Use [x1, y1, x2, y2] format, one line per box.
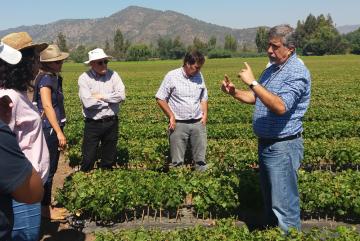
[54, 60, 64, 65]
[96, 60, 109, 66]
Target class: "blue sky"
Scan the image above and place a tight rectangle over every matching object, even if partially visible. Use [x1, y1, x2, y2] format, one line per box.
[1, 0, 359, 31]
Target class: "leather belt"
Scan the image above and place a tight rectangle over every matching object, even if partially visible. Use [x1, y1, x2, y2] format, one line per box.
[259, 132, 302, 144]
[175, 118, 201, 124]
[85, 116, 118, 123]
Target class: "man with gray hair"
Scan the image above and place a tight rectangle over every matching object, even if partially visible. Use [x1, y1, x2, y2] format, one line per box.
[221, 24, 311, 231]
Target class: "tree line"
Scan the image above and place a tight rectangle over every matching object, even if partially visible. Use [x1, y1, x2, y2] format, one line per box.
[55, 13, 360, 63]
[256, 14, 360, 56]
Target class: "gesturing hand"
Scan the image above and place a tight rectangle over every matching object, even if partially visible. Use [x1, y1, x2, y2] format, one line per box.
[221, 74, 236, 96]
[238, 62, 255, 86]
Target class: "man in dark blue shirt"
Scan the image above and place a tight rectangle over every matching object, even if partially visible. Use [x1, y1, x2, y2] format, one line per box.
[221, 25, 311, 232]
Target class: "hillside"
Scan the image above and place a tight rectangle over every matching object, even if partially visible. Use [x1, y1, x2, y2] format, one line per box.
[0, 6, 259, 48]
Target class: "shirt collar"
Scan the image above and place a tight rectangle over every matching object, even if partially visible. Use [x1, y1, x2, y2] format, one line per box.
[181, 67, 190, 79]
[276, 53, 297, 69]
[90, 69, 107, 78]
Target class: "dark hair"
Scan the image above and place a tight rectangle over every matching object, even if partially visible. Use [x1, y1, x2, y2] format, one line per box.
[268, 24, 296, 49]
[0, 48, 39, 91]
[183, 50, 205, 66]
[40, 62, 59, 75]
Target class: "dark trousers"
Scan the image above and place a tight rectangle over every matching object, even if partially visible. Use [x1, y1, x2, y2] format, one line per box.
[80, 118, 118, 172]
[42, 127, 62, 206]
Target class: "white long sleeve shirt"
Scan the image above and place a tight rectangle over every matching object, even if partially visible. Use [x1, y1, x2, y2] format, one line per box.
[78, 69, 126, 120]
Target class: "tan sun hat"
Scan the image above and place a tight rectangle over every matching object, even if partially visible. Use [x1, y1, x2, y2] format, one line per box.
[40, 44, 69, 62]
[1, 32, 48, 52]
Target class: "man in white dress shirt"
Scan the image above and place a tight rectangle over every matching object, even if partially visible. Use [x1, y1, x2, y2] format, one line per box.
[78, 48, 126, 171]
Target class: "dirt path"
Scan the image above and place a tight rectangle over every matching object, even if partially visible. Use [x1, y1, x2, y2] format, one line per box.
[39, 153, 95, 241]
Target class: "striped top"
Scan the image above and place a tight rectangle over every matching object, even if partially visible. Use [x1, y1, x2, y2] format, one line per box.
[155, 67, 208, 120]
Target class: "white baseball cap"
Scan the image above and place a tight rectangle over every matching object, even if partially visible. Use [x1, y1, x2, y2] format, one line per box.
[84, 48, 111, 64]
[0, 42, 22, 64]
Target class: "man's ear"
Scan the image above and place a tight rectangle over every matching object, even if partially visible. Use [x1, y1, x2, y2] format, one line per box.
[289, 47, 295, 55]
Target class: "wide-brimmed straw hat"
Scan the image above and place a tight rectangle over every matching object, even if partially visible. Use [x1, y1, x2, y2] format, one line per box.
[40, 44, 69, 62]
[0, 42, 22, 64]
[1, 32, 48, 52]
[84, 48, 111, 64]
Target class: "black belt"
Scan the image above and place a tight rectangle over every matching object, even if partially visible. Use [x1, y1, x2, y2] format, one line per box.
[259, 132, 302, 144]
[176, 118, 201, 124]
[85, 116, 118, 123]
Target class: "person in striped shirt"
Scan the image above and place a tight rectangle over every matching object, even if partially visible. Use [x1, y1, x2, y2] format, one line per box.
[156, 50, 208, 171]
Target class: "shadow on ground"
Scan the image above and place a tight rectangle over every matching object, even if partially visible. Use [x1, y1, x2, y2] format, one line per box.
[40, 218, 88, 241]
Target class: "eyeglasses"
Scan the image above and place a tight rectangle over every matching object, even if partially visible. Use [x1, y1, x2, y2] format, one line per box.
[95, 60, 109, 66]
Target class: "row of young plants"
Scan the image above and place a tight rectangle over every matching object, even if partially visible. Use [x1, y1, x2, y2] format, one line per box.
[56, 168, 360, 222]
[61, 57, 360, 173]
[94, 220, 360, 241]
[65, 136, 360, 171]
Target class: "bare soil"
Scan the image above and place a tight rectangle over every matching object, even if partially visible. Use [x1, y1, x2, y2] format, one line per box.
[39, 154, 95, 241]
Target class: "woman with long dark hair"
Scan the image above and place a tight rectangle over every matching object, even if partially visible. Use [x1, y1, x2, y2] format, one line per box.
[0, 32, 49, 241]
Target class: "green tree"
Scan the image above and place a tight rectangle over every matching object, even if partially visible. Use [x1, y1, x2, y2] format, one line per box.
[224, 34, 237, 52]
[170, 36, 186, 59]
[304, 14, 318, 35]
[207, 36, 217, 51]
[157, 36, 185, 60]
[56, 32, 68, 52]
[191, 37, 208, 54]
[255, 27, 268, 53]
[113, 29, 125, 60]
[104, 39, 111, 54]
[126, 44, 151, 61]
[296, 14, 347, 55]
[345, 28, 360, 54]
[70, 45, 87, 63]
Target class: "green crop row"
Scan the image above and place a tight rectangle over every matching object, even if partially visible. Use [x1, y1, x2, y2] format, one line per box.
[95, 219, 360, 241]
[65, 137, 360, 171]
[57, 169, 360, 222]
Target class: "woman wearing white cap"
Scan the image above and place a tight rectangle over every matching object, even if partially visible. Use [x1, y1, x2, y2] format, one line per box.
[0, 32, 49, 241]
[33, 44, 69, 220]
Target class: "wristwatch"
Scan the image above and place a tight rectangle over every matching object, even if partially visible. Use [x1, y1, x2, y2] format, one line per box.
[249, 80, 259, 89]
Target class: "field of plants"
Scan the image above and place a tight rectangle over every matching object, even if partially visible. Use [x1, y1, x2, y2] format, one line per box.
[57, 55, 360, 239]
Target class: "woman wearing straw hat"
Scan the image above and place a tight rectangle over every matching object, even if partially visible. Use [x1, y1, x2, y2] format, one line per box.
[0, 32, 49, 241]
[33, 44, 69, 220]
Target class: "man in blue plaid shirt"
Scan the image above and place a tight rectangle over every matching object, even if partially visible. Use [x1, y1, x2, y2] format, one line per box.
[221, 24, 311, 232]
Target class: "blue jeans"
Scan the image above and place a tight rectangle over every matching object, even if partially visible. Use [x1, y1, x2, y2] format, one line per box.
[11, 201, 41, 241]
[258, 137, 303, 232]
[42, 127, 61, 206]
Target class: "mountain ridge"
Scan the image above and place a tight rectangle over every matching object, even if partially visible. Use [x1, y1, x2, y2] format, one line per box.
[0, 6, 259, 48]
[0, 6, 358, 48]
